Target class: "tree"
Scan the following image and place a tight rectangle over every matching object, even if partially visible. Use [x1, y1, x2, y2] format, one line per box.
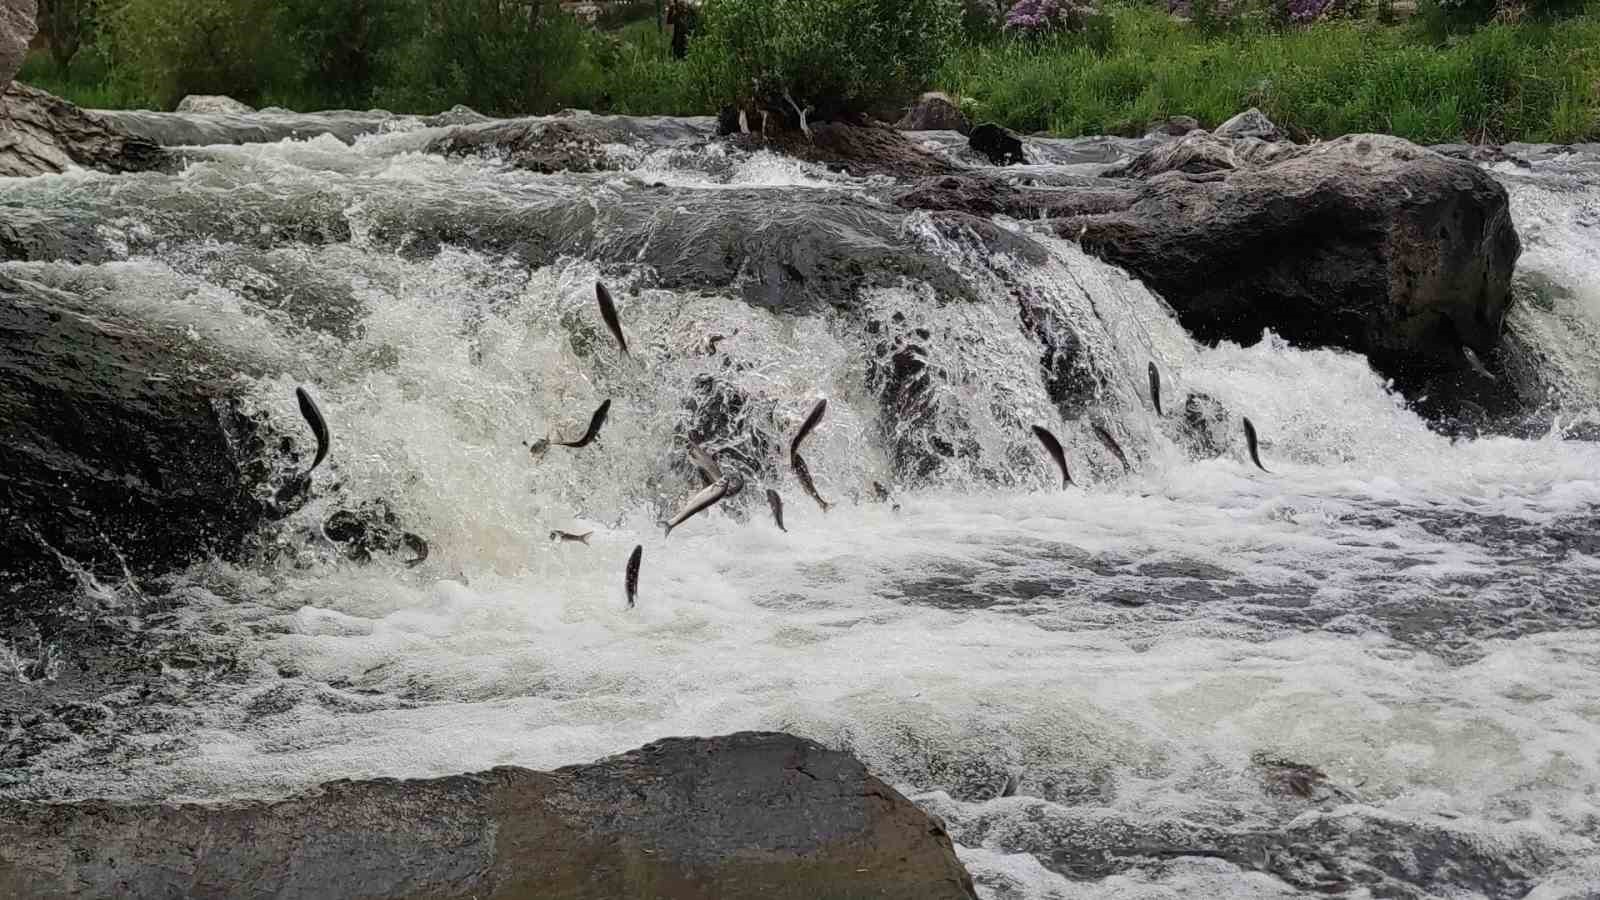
[37, 0, 96, 75]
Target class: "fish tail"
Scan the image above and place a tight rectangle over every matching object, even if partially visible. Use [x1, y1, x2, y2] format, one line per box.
[580, 534, 592, 545]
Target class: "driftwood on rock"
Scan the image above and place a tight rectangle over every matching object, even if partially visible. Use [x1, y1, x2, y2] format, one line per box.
[0, 732, 980, 900]
[0, 81, 163, 177]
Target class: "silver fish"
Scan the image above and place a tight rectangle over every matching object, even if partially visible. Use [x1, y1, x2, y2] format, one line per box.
[1243, 417, 1270, 473]
[789, 398, 828, 458]
[687, 440, 722, 486]
[765, 488, 787, 532]
[1462, 346, 1497, 380]
[625, 544, 642, 608]
[526, 437, 551, 458]
[295, 386, 330, 474]
[1031, 425, 1072, 488]
[1092, 424, 1131, 473]
[549, 530, 593, 545]
[1148, 362, 1163, 416]
[791, 452, 830, 513]
[555, 399, 610, 449]
[665, 473, 744, 537]
[595, 282, 628, 355]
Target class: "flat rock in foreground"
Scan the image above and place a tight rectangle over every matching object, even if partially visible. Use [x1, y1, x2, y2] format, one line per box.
[0, 732, 979, 900]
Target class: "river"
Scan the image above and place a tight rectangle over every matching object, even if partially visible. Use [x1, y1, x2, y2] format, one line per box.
[3, 115, 1599, 897]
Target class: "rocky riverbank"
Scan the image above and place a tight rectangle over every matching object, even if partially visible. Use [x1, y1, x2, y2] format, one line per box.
[0, 732, 979, 899]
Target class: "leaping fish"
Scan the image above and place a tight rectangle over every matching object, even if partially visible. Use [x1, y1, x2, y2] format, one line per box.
[1092, 424, 1131, 473]
[1031, 425, 1072, 488]
[765, 488, 787, 532]
[550, 530, 593, 545]
[1148, 362, 1163, 416]
[791, 453, 830, 513]
[595, 282, 628, 355]
[295, 386, 331, 474]
[624, 544, 642, 608]
[665, 473, 745, 537]
[1242, 417, 1270, 473]
[687, 440, 722, 486]
[789, 398, 828, 458]
[555, 399, 611, 449]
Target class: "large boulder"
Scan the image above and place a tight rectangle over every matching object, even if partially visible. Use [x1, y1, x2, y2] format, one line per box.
[428, 112, 714, 173]
[1066, 133, 1522, 408]
[0, 273, 269, 593]
[0, 81, 163, 177]
[0, 732, 979, 900]
[896, 92, 972, 135]
[0, 0, 34, 87]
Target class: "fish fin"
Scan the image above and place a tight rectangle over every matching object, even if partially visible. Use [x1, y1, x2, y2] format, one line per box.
[579, 532, 593, 545]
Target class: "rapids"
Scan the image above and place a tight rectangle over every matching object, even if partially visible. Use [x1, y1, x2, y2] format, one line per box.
[3, 118, 1600, 898]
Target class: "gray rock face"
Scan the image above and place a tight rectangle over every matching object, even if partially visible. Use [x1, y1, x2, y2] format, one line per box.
[897, 92, 972, 135]
[1067, 134, 1521, 410]
[428, 112, 715, 173]
[1212, 106, 1283, 142]
[0, 732, 979, 900]
[0, 81, 163, 177]
[0, 0, 34, 87]
[174, 94, 256, 114]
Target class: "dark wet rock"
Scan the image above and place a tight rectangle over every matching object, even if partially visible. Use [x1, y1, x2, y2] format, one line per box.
[867, 315, 977, 482]
[680, 374, 779, 488]
[428, 113, 714, 173]
[1067, 134, 1522, 415]
[321, 500, 427, 567]
[737, 118, 958, 178]
[0, 272, 269, 593]
[175, 95, 254, 115]
[896, 173, 1137, 220]
[0, 82, 164, 177]
[0, 208, 114, 264]
[969, 122, 1026, 166]
[897, 92, 972, 135]
[0, 0, 31, 86]
[1212, 106, 1282, 142]
[1145, 115, 1200, 138]
[0, 732, 979, 900]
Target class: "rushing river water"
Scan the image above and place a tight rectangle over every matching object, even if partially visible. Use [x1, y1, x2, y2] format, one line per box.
[4, 117, 1600, 898]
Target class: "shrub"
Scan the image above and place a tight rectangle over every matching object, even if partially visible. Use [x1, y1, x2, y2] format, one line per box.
[688, 0, 962, 119]
[101, 0, 283, 107]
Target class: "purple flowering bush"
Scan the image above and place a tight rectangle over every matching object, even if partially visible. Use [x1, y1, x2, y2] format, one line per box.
[1003, 0, 1098, 34]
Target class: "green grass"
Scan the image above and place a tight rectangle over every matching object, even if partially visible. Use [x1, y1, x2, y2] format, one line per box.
[937, 4, 1600, 143]
[14, 4, 1600, 144]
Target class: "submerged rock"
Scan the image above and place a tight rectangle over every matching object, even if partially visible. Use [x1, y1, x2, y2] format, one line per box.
[0, 732, 979, 900]
[0, 82, 163, 177]
[896, 92, 972, 135]
[174, 94, 255, 115]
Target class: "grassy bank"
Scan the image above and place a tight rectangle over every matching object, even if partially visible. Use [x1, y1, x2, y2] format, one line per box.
[940, 4, 1600, 144]
[17, 1, 1600, 145]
